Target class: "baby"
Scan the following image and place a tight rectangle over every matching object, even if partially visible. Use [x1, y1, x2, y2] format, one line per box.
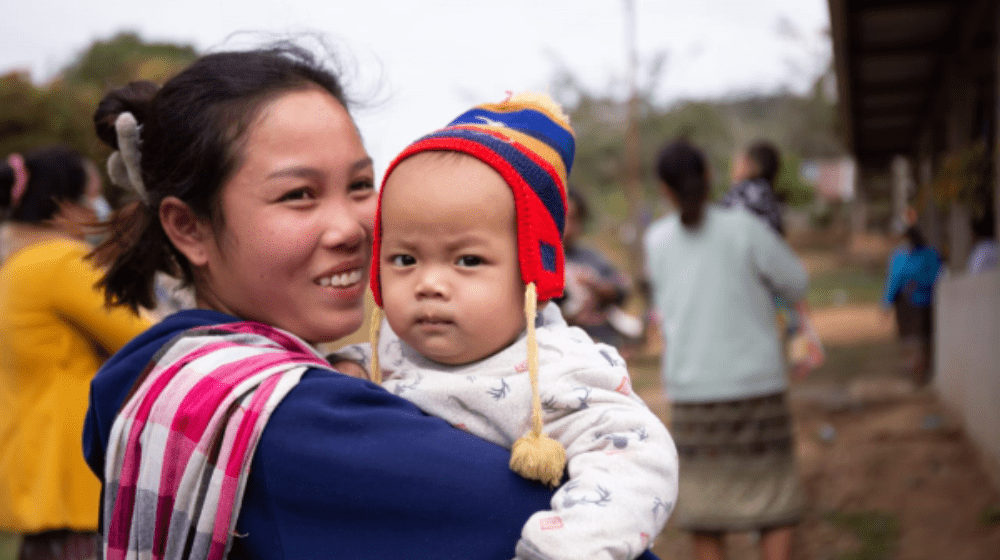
[336, 93, 677, 560]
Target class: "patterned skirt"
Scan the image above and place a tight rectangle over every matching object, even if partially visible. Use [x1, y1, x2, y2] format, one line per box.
[670, 392, 805, 532]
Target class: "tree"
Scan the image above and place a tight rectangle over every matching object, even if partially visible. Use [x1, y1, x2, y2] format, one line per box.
[557, 69, 843, 226]
[60, 31, 197, 92]
[1, 32, 198, 200]
[0, 72, 102, 161]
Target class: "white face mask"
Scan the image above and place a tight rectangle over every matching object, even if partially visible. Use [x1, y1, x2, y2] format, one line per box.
[83, 195, 113, 246]
[89, 195, 113, 222]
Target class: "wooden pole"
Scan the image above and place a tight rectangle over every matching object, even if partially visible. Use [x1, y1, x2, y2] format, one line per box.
[622, 0, 644, 279]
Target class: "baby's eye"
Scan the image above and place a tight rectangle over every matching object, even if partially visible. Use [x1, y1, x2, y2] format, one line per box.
[456, 255, 484, 267]
[390, 254, 416, 267]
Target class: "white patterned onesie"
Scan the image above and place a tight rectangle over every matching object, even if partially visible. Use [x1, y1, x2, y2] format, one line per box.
[334, 303, 678, 560]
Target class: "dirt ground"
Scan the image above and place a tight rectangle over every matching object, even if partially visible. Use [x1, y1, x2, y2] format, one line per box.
[640, 305, 1000, 560]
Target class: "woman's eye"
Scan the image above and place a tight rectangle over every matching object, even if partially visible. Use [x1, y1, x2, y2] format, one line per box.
[456, 255, 484, 267]
[349, 178, 376, 194]
[390, 254, 416, 267]
[278, 188, 314, 202]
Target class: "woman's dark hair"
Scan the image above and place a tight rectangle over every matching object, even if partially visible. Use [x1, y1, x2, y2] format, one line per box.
[905, 226, 927, 248]
[1, 146, 87, 223]
[656, 139, 709, 229]
[971, 210, 995, 240]
[744, 140, 781, 184]
[90, 43, 348, 311]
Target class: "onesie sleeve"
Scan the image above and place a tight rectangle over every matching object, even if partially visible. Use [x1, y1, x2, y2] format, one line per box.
[515, 351, 678, 560]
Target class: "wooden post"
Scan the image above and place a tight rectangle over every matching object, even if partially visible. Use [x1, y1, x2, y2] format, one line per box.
[621, 0, 645, 280]
[944, 64, 974, 270]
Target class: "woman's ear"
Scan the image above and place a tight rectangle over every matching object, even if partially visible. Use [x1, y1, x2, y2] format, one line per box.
[160, 196, 212, 267]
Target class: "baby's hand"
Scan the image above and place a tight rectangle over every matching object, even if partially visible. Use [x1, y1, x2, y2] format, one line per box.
[329, 358, 370, 380]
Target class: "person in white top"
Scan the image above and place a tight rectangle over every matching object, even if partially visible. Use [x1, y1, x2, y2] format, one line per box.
[967, 211, 998, 274]
[643, 139, 808, 560]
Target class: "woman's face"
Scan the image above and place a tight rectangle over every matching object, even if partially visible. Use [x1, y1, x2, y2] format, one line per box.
[196, 88, 377, 344]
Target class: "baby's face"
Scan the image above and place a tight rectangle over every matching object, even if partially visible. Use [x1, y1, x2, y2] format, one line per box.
[378, 152, 526, 365]
[730, 150, 756, 183]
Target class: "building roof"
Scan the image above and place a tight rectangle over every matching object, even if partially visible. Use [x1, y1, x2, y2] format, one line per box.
[829, 0, 997, 167]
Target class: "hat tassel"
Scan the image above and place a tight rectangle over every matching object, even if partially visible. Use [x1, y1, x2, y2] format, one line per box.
[510, 282, 567, 487]
[368, 304, 383, 384]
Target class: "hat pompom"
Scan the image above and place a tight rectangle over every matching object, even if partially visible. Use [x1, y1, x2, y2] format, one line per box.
[510, 432, 567, 488]
[505, 91, 571, 128]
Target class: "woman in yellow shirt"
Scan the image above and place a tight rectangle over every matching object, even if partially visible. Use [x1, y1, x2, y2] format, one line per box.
[0, 147, 150, 560]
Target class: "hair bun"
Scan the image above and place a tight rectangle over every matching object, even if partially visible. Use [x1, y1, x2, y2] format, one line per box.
[93, 81, 160, 149]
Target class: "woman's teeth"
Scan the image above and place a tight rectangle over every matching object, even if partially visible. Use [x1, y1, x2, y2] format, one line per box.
[318, 270, 362, 287]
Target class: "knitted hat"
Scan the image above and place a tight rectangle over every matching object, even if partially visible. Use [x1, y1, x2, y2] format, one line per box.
[368, 92, 575, 487]
[370, 92, 574, 306]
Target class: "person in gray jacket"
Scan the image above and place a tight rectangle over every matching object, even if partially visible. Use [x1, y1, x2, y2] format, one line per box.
[643, 139, 808, 560]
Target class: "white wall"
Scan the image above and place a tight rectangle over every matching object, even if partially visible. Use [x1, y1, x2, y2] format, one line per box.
[934, 269, 1000, 484]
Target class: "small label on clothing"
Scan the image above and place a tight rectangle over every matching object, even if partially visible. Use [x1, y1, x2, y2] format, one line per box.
[540, 516, 563, 530]
[615, 376, 631, 395]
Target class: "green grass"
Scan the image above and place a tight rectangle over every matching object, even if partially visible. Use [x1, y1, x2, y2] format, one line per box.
[0, 532, 19, 560]
[823, 510, 900, 560]
[808, 264, 887, 308]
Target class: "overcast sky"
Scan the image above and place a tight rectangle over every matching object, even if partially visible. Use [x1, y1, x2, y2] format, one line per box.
[1, 0, 831, 179]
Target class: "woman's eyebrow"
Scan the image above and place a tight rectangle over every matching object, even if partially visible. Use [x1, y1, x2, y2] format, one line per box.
[351, 157, 374, 173]
[266, 157, 372, 180]
[267, 157, 374, 179]
[267, 166, 321, 180]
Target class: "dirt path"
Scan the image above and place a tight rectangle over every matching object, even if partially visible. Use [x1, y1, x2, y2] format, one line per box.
[644, 378, 1000, 560]
[639, 305, 1000, 559]
[809, 304, 894, 345]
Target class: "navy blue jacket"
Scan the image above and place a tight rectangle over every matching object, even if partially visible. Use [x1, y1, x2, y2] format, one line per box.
[84, 310, 661, 559]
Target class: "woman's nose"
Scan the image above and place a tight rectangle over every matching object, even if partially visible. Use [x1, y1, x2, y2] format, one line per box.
[319, 203, 367, 253]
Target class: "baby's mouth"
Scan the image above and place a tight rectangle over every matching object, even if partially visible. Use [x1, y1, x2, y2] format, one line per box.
[416, 316, 453, 325]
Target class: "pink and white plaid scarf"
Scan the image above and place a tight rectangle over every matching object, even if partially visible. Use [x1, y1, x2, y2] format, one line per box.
[102, 321, 336, 560]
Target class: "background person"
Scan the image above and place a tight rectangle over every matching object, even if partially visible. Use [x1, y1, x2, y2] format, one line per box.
[81, 46, 662, 560]
[967, 210, 998, 274]
[0, 146, 150, 560]
[720, 139, 785, 236]
[644, 139, 809, 560]
[882, 225, 942, 386]
[557, 187, 641, 348]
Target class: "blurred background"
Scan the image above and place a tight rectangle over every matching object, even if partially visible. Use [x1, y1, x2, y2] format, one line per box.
[2, 0, 998, 558]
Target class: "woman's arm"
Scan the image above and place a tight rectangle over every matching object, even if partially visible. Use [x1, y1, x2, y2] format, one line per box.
[747, 214, 807, 302]
[881, 250, 906, 309]
[235, 368, 557, 560]
[53, 247, 151, 353]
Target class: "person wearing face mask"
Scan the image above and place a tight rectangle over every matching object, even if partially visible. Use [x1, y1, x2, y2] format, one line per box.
[0, 146, 151, 559]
